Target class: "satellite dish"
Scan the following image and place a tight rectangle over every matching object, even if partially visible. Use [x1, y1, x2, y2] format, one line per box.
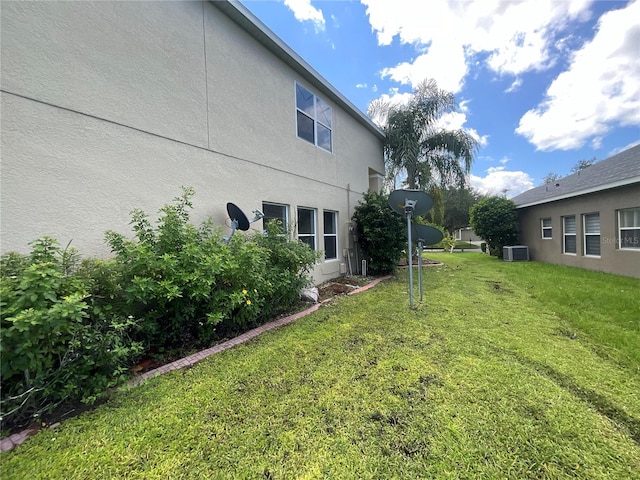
[388, 189, 436, 308]
[407, 223, 444, 246]
[224, 203, 265, 243]
[226, 202, 250, 231]
[388, 189, 433, 217]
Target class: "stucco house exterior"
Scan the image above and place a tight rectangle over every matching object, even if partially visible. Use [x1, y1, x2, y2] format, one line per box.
[0, 0, 385, 283]
[511, 145, 640, 278]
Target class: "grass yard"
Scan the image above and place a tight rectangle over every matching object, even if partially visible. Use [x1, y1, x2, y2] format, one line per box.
[3, 253, 639, 479]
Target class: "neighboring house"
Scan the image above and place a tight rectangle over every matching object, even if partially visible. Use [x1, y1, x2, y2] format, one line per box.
[0, 1, 385, 283]
[511, 145, 640, 278]
[455, 226, 482, 242]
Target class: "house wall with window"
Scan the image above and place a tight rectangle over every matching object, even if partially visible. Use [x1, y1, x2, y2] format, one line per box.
[1, 1, 385, 283]
[516, 184, 639, 278]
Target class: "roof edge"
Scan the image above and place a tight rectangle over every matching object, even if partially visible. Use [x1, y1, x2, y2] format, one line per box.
[515, 175, 640, 208]
[210, 0, 385, 139]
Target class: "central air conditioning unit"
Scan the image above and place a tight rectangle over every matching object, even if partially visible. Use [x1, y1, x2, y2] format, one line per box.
[503, 245, 529, 262]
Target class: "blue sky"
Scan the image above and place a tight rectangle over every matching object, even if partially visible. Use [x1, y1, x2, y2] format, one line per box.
[240, 0, 640, 197]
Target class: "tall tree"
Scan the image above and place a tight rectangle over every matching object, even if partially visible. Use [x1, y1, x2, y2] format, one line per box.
[442, 186, 483, 234]
[368, 78, 478, 191]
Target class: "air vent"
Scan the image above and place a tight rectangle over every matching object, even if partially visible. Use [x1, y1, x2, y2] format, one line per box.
[503, 245, 529, 262]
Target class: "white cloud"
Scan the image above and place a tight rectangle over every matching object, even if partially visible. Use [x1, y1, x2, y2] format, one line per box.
[515, 0, 640, 150]
[437, 111, 489, 147]
[470, 166, 534, 198]
[505, 78, 522, 93]
[355, 83, 368, 89]
[609, 139, 640, 156]
[284, 0, 325, 32]
[380, 39, 469, 93]
[361, 0, 593, 93]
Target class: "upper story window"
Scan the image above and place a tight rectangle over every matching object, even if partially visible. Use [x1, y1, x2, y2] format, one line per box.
[262, 202, 288, 235]
[541, 218, 552, 239]
[618, 207, 640, 250]
[296, 83, 332, 152]
[297, 207, 317, 250]
[583, 213, 600, 257]
[563, 215, 576, 255]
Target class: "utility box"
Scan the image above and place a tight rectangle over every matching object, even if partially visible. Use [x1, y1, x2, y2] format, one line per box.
[503, 245, 529, 261]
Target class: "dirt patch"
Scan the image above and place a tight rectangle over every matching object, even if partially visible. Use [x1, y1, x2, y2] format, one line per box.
[316, 275, 378, 302]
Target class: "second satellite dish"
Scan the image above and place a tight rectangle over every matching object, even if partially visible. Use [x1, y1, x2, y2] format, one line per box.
[407, 223, 444, 246]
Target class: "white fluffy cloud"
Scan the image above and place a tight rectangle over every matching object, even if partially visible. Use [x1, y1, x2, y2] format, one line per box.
[284, 0, 325, 32]
[360, 0, 593, 93]
[515, 0, 640, 150]
[470, 166, 534, 198]
[438, 111, 489, 147]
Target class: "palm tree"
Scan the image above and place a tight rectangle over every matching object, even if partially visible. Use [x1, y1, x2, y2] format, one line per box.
[369, 79, 478, 191]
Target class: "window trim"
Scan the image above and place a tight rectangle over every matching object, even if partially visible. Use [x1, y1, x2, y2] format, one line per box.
[262, 202, 289, 235]
[295, 82, 333, 153]
[562, 215, 577, 255]
[541, 218, 552, 239]
[297, 207, 317, 251]
[618, 207, 640, 251]
[323, 210, 338, 261]
[583, 212, 601, 258]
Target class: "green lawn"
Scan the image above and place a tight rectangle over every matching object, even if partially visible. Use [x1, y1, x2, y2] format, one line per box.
[3, 253, 639, 479]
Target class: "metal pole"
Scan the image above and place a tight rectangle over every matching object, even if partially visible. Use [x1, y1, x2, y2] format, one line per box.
[407, 213, 413, 307]
[418, 240, 423, 302]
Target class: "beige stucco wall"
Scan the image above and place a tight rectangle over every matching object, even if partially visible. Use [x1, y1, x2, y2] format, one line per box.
[0, 1, 384, 284]
[517, 184, 640, 278]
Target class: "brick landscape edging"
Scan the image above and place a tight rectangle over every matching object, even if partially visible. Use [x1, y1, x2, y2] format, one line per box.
[1, 275, 392, 453]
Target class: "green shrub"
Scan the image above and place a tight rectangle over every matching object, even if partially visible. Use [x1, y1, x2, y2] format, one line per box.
[0, 238, 141, 432]
[469, 197, 519, 258]
[1, 188, 320, 432]
[251, 221, 321, 320]
[352, 191, 406, 274]
[106, 188, 250, 349]
[481, 242, 487, 253]
[105, 188, 320, 347]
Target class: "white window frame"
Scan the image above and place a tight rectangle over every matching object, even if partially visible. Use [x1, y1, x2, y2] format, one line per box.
[583, 212, 601, 257]
[262, 202, 289, 235]
[297, 207, 317, 251]
[541, 218, 552, 239]
[563, 215, 577, 255]
[618, 207, 640, 251]
[295, 82, 332, 153]
[323, 210, 338, 261]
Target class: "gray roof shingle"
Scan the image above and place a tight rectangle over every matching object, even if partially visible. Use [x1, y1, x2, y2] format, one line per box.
[511, 144, 640, 208]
